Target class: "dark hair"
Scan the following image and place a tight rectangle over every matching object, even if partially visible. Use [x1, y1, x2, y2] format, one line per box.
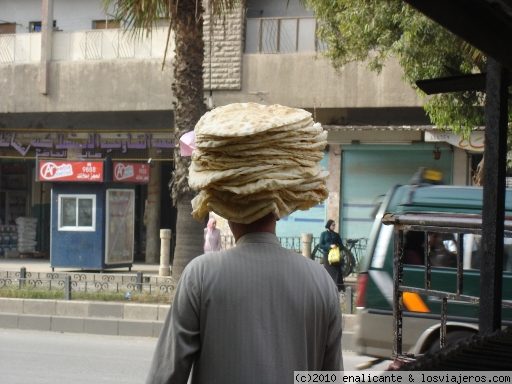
[325, 219, 335, 229]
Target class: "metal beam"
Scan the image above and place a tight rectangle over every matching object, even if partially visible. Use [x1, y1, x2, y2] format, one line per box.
[416, 73, 487, 95]
[480, 58, 508, 334]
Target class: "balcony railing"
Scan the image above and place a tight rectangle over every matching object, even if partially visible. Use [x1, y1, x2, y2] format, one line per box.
[0, 16, 325, 64]
[245, 17, 327, 54]
[0, 27, 172, 64]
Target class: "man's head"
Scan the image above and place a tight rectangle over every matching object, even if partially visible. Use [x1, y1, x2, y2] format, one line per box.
[228, 213, 277, 241]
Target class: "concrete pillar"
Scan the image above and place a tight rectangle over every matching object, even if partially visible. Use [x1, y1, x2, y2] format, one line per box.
[40, 0, 54, 95]
[327, 145, 341, 231]
[301, 233, 313, 258]
[144, 161, 161, 264]
[159, 229, 172, 276]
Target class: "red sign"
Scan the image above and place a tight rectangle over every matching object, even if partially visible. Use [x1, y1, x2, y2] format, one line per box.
[113, 162, 150, 183]
[38, 160, 104, 182]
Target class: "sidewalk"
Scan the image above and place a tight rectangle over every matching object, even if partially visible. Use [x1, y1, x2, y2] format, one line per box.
[0, 257, 357, 348]
[0, 256, 171, 338]
[0, 257, 161, 275]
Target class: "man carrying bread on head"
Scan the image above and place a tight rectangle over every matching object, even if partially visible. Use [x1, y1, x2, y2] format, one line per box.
[147, 103, 343, 384]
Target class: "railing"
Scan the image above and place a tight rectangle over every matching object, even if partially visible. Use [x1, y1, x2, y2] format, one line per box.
[0, 27, 172, 64]
[245, 17, 327, 54]
[0, 268, 175, 300]
[0, 16, 325, 64]
[221, 235, 320, 254]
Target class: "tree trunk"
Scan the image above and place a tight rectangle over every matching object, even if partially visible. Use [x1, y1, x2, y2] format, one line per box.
[169, 0, 208, 280]
[145, 161, 161, 264]
[172, 191, 205, 278]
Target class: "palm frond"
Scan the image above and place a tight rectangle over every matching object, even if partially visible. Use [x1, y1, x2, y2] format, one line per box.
[105, 0, 241, 34]
[208, 0, 242, 17]
[103, 0, 169, 37]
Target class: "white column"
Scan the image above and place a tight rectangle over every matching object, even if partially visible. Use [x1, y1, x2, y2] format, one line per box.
[159, 229, 172, 276]
[301, 233, 313, 258]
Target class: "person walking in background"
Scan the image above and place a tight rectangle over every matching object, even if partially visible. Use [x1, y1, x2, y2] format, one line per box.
[204, 217, 221, 252]
[319, 219, 345, 292]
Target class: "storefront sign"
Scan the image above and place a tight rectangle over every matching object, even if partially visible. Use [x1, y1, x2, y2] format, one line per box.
[113, 162, 150, 183]
[425, 131, 484, 152]
[37, 160, 104, 182]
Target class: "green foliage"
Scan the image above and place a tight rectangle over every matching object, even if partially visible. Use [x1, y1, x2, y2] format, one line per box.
[305, 0, 511, 138]
[0, 287, 171, 304]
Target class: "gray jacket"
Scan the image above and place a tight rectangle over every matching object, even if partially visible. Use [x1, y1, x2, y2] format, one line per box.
[146, 232, 343, 384]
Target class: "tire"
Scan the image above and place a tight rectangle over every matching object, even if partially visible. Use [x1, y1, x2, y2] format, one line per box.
[342, 249, 356, 277]
[311, 244, 324, 263]
[426, 329, 475, 354]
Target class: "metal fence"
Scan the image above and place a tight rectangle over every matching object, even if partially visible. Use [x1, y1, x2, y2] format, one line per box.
[222, 235, 321, 253]
[0, 268, 175, 300]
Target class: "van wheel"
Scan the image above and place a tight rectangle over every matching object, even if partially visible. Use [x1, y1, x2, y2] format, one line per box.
[427, 330, 475, 354]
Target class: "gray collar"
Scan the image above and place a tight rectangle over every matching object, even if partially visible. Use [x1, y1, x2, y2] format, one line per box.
[236, 232, 281, 246]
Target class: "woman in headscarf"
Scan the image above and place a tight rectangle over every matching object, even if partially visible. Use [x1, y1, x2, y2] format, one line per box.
[204, 217, 222, 252]
[319, 219, 345, 292]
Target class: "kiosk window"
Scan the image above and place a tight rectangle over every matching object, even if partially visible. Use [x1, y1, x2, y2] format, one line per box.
[58, 195, 95, 231]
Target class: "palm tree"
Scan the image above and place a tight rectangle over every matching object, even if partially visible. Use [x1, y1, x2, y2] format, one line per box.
[104, 0, 241, 279]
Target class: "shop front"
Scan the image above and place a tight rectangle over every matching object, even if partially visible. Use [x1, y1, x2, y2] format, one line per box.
[0, 161, 33, 258]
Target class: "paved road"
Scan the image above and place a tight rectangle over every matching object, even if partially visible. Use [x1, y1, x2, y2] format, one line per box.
[0, 329, 155, 384]
[0, 329, 389, 383]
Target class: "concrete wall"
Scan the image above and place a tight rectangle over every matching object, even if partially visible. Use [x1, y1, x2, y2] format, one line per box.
[203, 55, 423, 109]
[0, 0, 422, 113]
[0, 54, 422, 114]
[453, 147, 470, 185]
[0, 60, 173, 113]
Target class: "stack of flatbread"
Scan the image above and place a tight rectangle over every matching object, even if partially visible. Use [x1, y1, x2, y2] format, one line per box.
[189, 103, 329, 224]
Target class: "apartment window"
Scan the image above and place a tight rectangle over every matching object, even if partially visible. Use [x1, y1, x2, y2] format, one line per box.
[0, 23, 16, 34]
[92, 19, 120, 29]
[29, 20, 57, 32]
[58, 195, 96, 231]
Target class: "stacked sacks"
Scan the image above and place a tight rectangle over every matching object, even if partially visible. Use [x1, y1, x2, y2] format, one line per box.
[189, 103, 329, 224]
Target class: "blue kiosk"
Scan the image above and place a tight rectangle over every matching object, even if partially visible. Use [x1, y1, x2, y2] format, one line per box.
[37, 159, 145, 271]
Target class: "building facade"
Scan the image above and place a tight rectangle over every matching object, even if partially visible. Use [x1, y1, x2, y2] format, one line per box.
[0, 0, 482, 261]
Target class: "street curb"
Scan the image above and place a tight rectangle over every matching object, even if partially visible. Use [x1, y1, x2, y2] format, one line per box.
[0, 297, 356, 348]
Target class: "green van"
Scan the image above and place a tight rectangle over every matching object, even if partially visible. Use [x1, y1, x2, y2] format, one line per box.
[354, 176, 512, 361]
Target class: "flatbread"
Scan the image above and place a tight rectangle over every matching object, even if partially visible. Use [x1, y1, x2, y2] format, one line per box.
[194, 120, 321, 149]
[191, 153, 318, 170]
[189, 103, 329, 223]
[195, 103, 312, 137]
